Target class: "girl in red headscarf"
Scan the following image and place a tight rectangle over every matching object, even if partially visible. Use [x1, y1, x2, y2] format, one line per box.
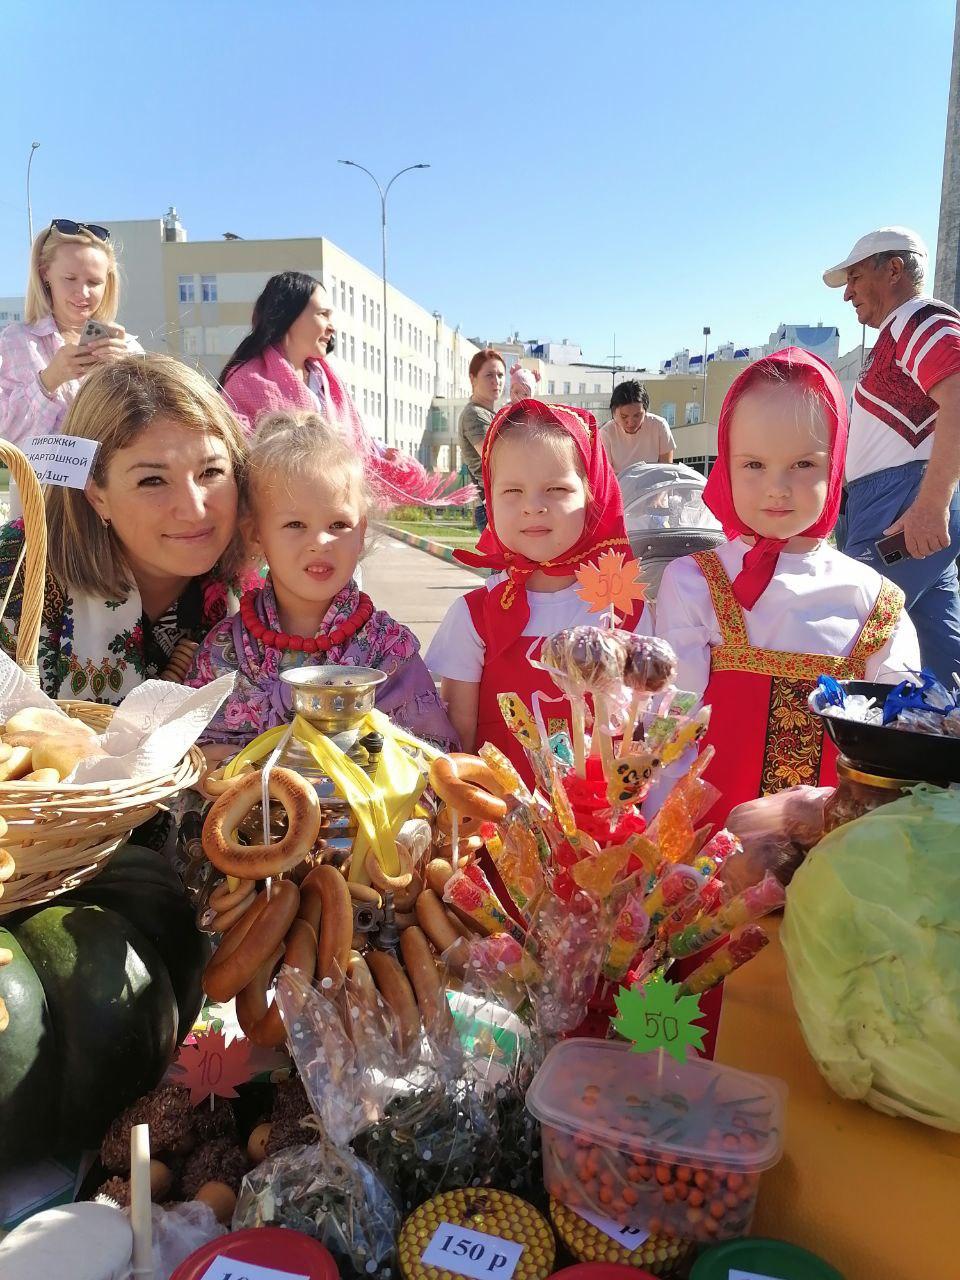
[426, 398, 651, 784]
[654, 348, 920, 825]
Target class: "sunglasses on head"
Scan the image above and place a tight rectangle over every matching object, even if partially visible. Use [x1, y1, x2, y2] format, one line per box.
[49, 219, 111, 242]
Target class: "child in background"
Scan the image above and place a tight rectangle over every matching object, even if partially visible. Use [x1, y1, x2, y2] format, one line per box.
[186, 412, 457, 754]
[654, 347, 920, 824]
[427, 399, 650, 785]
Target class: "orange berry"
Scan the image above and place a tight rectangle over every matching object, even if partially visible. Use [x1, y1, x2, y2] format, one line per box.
[675, 1182, 689, 1201]
[709, 1200, 725, 1219]
[724, 1192, 739, 1209]
[662, 1185, 676, 1203]
[599, 1186, 614, 1205]
[626, 1166, 643, 1183]
[726, 1172, 743, 1192]
[655, 1164, 671, 1184]
[622, 1187, 638, 1206]
[694, 1170, 710, 1190]
[676, 1165, 692, 1182]
[688, 1189, 704, 1208]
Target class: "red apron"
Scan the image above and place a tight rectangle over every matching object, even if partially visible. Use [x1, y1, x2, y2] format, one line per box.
[466, 587, 576, 791]
[692, 550, 904, 827]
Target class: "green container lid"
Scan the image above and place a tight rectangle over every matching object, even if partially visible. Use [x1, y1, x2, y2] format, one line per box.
[690, 1238, 845, 1280]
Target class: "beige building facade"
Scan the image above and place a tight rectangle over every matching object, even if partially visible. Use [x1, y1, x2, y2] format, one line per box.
[100, 210, 478, 460]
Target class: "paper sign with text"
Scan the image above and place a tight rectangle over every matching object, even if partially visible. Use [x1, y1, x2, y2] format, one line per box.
[25, 435, 100, 489]
[421, 1221, 524, 1280]
[200, 1257, 308, 1280]
[572, 1206, 650, 1248]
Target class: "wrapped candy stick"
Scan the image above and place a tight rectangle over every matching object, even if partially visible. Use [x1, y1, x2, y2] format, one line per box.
[668, 873, 785, 958]
[444, 862, 526, 945]
[479, 741, 532, 802]
[601, 889, 651, 981]
[488, 813, 544, 913]
[465, 932, 543, 986]
[667, 874, 726, 935]
[677, 924, 770, 995]
[640, 864, 704, 939]
[618, 634, 678, 758]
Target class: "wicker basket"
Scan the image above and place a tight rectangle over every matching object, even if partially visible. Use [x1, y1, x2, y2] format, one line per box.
[0, 441, 203, 916]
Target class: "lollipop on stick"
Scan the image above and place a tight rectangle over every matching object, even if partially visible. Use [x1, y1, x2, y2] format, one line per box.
[618, 634, 678, 757]
[540, 626, 627, 777]
[676, 923, 770, 995]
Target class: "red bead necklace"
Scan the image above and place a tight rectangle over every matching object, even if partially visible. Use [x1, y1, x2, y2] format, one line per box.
[240, 590, 375, 654]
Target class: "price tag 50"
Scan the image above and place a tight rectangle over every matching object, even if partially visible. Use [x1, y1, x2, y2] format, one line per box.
[421, 1222, 524, 1280]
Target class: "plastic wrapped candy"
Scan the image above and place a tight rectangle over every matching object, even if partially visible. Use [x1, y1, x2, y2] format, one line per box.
[233, 1140, 400, 1280]
[444, 862, 525, 943]
[723, 785, 832, 894]
[677, 923, 769, 996]
[539, 626, 628, 696]
[668, 872, 785, 958]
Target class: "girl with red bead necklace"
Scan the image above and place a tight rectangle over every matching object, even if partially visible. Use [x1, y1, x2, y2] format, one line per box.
[186, 411, 458, 755]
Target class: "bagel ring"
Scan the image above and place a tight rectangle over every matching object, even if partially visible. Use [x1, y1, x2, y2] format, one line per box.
[367, 950, 420, 1054]
[209, 876, 257, 913]
[342, 950, 391, 1052]
[0, 849, 15, 883]
[202, 766, 322, 878]
[203, 879, 300, 1003]
[201, 888, 257, 935]
[236, 918, 318, 1047]
[415, 889, 470, 973]
[300, 865, 353, 992]
[429, 753, 508, 822]
[424, 858, 455, 896]
[365, 845, 414, 895]
[400, 925, 454, 1036]
[433, 833, 484, 860]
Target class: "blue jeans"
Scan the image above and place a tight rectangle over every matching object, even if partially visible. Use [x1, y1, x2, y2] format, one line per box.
[844, 460, 960, 685]
[474, 502, 488, 533]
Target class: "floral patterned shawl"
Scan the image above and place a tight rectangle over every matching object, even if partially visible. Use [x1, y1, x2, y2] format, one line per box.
[0, 520, 232, 704]
[184, 575, 458, 751]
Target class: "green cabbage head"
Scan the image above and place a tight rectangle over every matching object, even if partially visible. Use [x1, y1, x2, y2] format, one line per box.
[782, 785, 960, 1131]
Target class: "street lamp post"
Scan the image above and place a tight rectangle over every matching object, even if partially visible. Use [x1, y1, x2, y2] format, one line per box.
[701, 325, 711, 421]
[26, 142, 40, 246]
[338, 160, 430, 449]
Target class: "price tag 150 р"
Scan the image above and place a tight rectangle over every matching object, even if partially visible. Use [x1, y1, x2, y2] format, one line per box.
[199, 1257, 309, 1280]
[571, 1207, 651, 1248]
[421, 1222, 525, 1280]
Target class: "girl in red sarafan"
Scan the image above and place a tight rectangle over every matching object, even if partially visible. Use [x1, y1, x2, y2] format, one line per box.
[654, 347, 920, 827]
[427, 398, 651, 789]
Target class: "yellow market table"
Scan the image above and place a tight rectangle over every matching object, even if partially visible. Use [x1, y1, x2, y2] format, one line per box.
[715, 918, 959, 1280]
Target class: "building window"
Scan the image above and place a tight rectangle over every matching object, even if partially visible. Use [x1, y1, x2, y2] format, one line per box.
[563, 381, 571, 394]
[407, 323, 412, 346]
[426, 336, 431, 358]
[548, 381, 555, 394]
[685, 402, 702, 425]
[351, 384, 356, 399]
[662, 402, 677, 427]
[330, 275, 336, 298]
[200, 274, 217, 302]
[362, 295, 367, 323]
[362, 342, 368, 369]
[348, 286, 355, 317]
[376, 348, 382, 374]
[393, 356, 398, 379]
[376, 303, 381, 329]
[363, 388, 369, 412]
[178, 275, 195, 303]
[340, 281, 346, 310]
[393, 315, 398, 339]
[594, 383, 601, 393]
[350, 336, 356, 363]
[377, 392, 382, 416]
[398, 358, 403, 380]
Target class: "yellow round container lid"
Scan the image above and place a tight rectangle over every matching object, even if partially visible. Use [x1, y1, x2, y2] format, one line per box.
[398, 1188, 555, 1280]
[550, 1197, 693, 1277]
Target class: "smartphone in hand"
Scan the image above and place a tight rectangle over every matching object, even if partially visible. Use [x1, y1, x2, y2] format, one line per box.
[78, 318, 120, 346]
[875, 531, 911, 566]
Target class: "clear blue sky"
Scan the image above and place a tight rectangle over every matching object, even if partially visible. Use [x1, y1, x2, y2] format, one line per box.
[1, 0, 954, 368]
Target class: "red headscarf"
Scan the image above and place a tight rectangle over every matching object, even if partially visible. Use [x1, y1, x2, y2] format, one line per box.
[455, 398, 636, 657]
[702, 346, 848, 610]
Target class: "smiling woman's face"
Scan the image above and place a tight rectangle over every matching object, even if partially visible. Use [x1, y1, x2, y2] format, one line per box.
[84, 416, 239, 591]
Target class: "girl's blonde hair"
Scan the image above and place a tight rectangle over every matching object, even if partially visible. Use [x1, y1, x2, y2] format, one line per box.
[24, 225, 120, 325]
[243, 411, 371, 520]
[47, 354, 248, 598]
[490, 418, 591, 500]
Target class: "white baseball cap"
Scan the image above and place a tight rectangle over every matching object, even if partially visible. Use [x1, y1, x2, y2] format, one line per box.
[823, 226, 929, 288]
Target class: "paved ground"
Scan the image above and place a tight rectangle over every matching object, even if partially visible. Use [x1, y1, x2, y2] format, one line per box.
[364, 531, 479, 649]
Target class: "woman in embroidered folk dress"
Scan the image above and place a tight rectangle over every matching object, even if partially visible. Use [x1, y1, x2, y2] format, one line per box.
[0, 221, 143, 446]
[427, 399, 651, 787]
[219, 271, 472, 509]
[184, 411, 457, 755]
[653, 347, 920, 825]
[0, 356, 246, 702]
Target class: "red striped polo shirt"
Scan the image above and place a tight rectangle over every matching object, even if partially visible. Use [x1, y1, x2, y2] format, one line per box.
[846, 295, 960, 482]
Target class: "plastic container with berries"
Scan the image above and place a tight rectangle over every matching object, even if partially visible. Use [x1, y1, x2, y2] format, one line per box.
[525, 1039, 786, 1246]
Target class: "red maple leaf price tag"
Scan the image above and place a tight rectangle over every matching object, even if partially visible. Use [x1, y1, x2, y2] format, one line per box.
[171, 1028, 255, 1107]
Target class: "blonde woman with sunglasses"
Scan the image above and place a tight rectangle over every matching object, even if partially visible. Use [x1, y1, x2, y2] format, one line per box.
[0, 220, 143, 446]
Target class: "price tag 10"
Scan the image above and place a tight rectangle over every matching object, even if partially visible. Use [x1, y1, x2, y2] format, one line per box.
[571, 1207, 650, 1248]
[199, 1257, 309, 1280]
[421, 1222, 524, 1280]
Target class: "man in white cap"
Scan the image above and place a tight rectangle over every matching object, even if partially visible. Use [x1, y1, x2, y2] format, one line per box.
[824, 226, 960, 683]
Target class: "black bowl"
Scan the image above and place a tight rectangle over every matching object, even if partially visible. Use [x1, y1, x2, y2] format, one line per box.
[810, 680, 960, 785]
